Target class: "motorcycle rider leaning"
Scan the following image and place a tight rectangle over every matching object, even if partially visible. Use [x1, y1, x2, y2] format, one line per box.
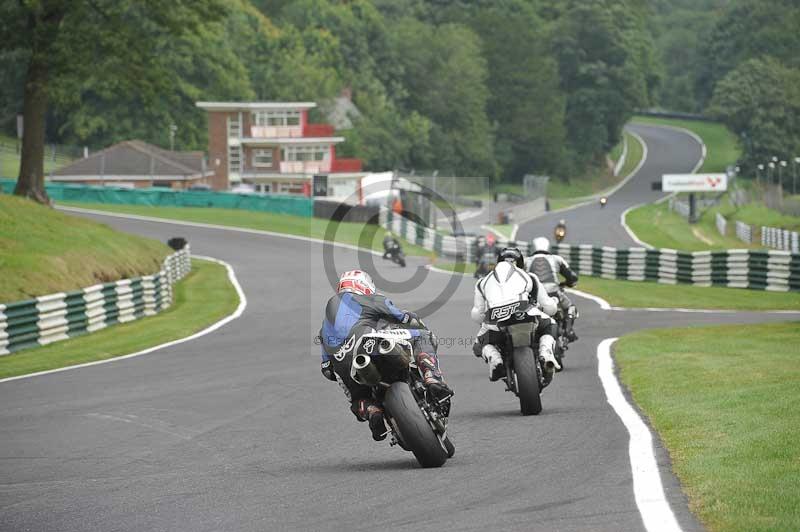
[526, 237, 580, 341]
[382, 233, 401, 260]
[471, 248, 560, 381]
[319, 270, 452, 441]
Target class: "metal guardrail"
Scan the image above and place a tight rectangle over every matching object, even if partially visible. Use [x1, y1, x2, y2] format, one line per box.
[715, 212, 727, 236]
[735, 221, 752, 244]
[0, 246, 191, 355]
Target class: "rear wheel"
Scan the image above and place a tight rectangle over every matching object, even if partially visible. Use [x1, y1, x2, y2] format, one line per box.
[384, 382, 448, 468]
[512, 346, 542, 415]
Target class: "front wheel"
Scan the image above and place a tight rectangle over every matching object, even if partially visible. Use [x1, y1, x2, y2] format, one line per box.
[383, 382, 448, 468]
[512, 346, 542, 415]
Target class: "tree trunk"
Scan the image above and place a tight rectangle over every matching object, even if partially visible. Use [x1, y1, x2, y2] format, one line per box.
[14, 51, 50, 204]
[14, 3, 66, 205]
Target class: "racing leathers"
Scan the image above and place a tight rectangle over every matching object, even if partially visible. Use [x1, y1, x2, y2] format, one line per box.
[470, 261, 560, 380]
[319, 291, 450, 440]
[525, 251, 579, 341]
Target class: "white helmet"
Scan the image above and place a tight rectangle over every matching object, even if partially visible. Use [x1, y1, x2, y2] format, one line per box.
[337, 270, 376, 295]
[532, 237, 550, 253]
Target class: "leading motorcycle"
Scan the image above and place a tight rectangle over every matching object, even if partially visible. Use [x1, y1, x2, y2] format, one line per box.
[484, 302, 551, 415]
[384, 241, 406, 267]
[550, 283, 578, 372]
[350, 327, 454, 468]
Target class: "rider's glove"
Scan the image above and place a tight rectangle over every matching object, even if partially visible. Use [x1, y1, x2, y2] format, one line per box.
[321, 360, 336, 381]
[402, 312, 418, 325]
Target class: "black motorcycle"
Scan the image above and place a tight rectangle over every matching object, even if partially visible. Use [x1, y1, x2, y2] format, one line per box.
[350, 328, 454, 468]
[484, 302, 550, 415]
[551, 283, 578, 372]
[384, 241, 406, 267]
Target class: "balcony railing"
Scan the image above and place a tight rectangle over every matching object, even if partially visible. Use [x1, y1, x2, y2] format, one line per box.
[279, 161, 332, 174]
[249, 126, 303, 138]
[330, 158, 363, 172]
[302, 123, 335, 137]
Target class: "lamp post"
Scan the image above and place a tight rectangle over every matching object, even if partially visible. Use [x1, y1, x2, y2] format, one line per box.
[768, 161, 776, 184]
[757, 163, 764, 186]
[169, 124, 178, 151]
[779, 160, 787, 187]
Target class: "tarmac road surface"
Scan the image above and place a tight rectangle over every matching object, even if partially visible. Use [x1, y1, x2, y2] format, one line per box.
[1, 202, 796, 531]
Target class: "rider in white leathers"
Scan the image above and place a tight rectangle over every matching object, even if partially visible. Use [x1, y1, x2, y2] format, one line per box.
[470, 248, 561, 381]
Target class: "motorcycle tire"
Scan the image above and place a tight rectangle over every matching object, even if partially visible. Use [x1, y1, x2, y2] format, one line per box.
[444, 436, 456, 458]
[398, 257, 406, 268]
[383, 382, 449, 468]
[512, 346, 542, 416]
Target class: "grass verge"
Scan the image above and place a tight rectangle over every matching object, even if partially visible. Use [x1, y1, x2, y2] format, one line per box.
[486, 224, 514, 239]
[715, 199, 800, 232]
[631, 116, 741, 173]
[0, 259, 238, 380]
[625, 201, 758, 251]
[432, 262, 800, 310]
[0, 195, 170, 302]
[615, 322, 800, 532]
[57, 201, 435, 258]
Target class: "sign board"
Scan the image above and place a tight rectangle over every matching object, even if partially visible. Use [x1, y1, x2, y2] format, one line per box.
[312, 174, 328, 197]
[662, 173, 727, 192]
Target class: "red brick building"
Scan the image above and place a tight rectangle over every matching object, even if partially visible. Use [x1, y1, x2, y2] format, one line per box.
[196, 101, 363, 194]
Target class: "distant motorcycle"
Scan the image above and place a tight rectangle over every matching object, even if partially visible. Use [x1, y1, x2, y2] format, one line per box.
[483, 302, 551, 415]
[554, 225, 566, 243]
[350, 327, 454, 468]
[384, 241, 406, 267]
[474, 250, 497, 278]
[599, 196, 608, 208]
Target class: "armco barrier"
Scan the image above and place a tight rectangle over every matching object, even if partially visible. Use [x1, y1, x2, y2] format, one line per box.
[761, 226, 800, 253]
[0, 179, 313, 217]
[0, 246, 191, 356]
[385, 212, 800, 292]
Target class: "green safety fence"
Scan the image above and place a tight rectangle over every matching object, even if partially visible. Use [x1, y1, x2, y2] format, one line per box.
[0, 178, 313, 217]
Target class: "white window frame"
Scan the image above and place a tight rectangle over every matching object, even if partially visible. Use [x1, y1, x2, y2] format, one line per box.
[253, 110, 301, 127]
[283, 144, 329, 162]
[252, 148, 273, 168]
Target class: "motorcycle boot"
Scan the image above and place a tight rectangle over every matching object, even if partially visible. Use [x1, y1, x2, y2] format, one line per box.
[416, 351, 453, 402]
[539, 335, 561, 372]
[565, 306, 579, 342]
[482, 344, 505, 381]
[353, 399, 388, 441]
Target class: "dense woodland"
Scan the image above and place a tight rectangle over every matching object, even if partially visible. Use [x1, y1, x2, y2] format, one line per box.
[1, 0, 798, 198]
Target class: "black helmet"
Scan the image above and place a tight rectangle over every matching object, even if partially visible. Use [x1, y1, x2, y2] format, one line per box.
[497, 247, 524, 269]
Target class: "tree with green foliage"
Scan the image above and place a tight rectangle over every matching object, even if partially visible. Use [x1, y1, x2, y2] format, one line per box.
[708, 57, 800, 177]
[1, 0, 228, 204]
[551, 0, 655, 172]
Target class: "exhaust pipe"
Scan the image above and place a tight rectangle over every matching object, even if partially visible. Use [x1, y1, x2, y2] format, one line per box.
[352, 354, 381, 386]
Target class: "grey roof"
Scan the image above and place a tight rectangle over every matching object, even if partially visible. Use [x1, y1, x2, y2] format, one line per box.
[52, 140, 205, 177]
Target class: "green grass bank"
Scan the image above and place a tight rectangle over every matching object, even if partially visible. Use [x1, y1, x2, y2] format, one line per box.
[0, 195, 170, 302]
[615, 322, 800, 532]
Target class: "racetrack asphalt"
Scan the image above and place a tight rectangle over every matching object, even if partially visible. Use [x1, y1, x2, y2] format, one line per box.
[517, 123, 703, 247]
[1, 125, 795, 532]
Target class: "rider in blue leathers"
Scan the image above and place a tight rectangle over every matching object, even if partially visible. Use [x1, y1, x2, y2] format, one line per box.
[319, 270, 452, 441]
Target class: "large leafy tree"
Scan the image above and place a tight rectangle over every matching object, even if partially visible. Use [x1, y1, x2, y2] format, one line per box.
[709, 58, 800, 176]
[1, 0, 227, 203]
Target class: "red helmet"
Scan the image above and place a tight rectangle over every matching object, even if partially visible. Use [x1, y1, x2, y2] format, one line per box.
[486, 234, 496, 246]
[337, 270, 376, 295]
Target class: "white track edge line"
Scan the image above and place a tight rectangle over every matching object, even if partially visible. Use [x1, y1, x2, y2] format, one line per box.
[0, 256, 247, 384]
[597, 338, 683, 532]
